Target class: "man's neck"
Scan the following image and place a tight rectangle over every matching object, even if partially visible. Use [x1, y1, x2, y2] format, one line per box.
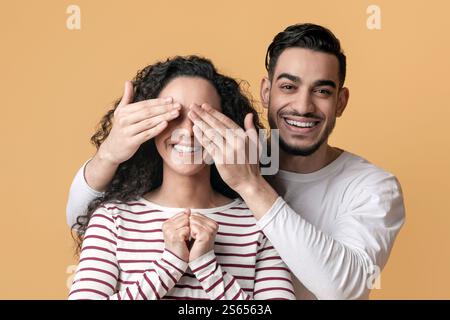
[279, 143, 343, 174]
[145, 166, 230, 209]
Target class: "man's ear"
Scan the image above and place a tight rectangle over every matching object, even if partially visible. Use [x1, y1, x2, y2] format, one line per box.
[260, 77, 271, 109]
[336, 87, 349, 117]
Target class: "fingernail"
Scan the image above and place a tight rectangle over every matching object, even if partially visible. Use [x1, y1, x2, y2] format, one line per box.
[201, 104, 211, 111]
[188, 111, 197, 119]
[171, 110, 179, 116]
[165, 97, 173, 103]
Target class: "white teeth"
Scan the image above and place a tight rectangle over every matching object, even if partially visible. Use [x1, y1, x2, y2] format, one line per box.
[173, 144, 201, 153]
[285, 119, 317, 128]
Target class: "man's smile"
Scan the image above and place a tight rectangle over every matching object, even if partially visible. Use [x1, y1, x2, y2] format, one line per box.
[280, 115, 322, 134]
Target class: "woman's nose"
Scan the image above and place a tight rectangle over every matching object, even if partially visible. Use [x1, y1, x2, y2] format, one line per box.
[178, 105, 195, 134]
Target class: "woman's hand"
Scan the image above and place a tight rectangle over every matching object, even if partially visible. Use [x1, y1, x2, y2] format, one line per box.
[162, 209, 191, 262]
[189, 213, 219, 261]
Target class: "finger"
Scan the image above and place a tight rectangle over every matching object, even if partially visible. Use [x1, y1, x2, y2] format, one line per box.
[176, 226, 190, 241]
[190, 105, 245, 155]
[121, 101, 180, 120]
[117, 81, 134, 108]
[121, 103, 181, 125]
[190, 220, 216, 238]
[188, 104, 228, 137]
[190, 223, 199, 239]
[198, 125, 229, 164]
[192, 121, 224, 150]
[190, 213, 218, 229]
[244, 113, 256, 132]
[128, 110, 180, 136]
[189, 220, 206, 239]
[121, 97, 175, 115]
[171, 210, 189, 219]
[190, 215, 217, 230]
[193, 125, 220, 164]
[244, 113, 262, 162]
[171, 209, 191, 221]
[245, 113, 259, 144]
[133, 121, 168, 144]
[199, 103, 241, 129]
[168, 215, 190, 230]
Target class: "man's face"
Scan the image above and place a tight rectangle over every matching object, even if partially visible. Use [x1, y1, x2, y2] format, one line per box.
[261, 47, 349, 156]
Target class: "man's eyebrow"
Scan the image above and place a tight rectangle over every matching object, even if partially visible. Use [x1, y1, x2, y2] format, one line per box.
[313, 80, 337, 88]
[276, 73, 300, 83]
[276, 74, 337, 89]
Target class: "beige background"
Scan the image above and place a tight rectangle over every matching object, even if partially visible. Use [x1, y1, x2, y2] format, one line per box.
[0, 0, 449, 299]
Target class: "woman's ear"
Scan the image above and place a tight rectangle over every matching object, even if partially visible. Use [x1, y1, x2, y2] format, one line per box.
[336, 87, 349, 117]
[260, 77, 271, 109]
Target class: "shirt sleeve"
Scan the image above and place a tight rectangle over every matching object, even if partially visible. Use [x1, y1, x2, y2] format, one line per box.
[66, 159, 104, 228]
[188, 246, 295, 300]
[257, 173, 405, 300]
[253, 235, 296, 300]
[68, 207, 188, 300]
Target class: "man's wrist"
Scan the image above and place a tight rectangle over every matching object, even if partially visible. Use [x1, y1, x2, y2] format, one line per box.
[84, 150, 120, 192]
[95, 146, 121, 168]
[235, 175, 279, 220]
[235, 174, 270, 198]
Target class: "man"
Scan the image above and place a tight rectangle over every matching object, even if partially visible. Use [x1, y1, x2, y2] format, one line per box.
[67, 23, 405, 299]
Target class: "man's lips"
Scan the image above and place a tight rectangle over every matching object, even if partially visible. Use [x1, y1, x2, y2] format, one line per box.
[280, 115, 322, 133]
[280, 115, 322, 123]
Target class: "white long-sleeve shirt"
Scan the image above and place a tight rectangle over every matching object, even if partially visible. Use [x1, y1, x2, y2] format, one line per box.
[66, 151, 405, 299]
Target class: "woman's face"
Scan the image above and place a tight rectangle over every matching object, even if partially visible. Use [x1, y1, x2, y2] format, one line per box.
[154, 76, 222, 176]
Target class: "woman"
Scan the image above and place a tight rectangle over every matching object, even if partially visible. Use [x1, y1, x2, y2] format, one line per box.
[69, 56, 295, 300]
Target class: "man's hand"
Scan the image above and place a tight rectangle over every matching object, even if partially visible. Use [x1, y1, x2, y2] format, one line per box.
[98, 81, 181, 166]
[85, 81, 181, 191]
[189, 213, 219, 261]
[188, 103, 260, 194]
[187, 103, 279, 220]
[162, 209, 191, 262]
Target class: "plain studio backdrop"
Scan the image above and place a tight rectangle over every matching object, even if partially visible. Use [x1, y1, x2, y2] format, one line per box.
[0, 0, 449, 299]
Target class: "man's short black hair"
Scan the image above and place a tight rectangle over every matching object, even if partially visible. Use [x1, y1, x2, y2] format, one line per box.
[265, 23, 347, 87]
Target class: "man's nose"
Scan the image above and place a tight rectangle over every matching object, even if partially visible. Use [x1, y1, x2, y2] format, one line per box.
[292, 89, 315, 115]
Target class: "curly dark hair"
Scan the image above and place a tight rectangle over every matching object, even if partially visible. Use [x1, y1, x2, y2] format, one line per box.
[72, 55, 263, 255]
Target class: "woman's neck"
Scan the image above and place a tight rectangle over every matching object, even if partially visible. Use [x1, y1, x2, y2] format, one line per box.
[144, 166, 232, 209]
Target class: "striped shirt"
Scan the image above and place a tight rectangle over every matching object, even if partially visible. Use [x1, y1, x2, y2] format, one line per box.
[69, 197, 295, 300]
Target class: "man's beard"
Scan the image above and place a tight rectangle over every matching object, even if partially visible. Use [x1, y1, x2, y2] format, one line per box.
[268, 110, 336, 157]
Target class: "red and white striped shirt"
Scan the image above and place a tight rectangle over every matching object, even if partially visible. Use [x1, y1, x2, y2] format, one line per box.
[69, 197, 295, 300]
